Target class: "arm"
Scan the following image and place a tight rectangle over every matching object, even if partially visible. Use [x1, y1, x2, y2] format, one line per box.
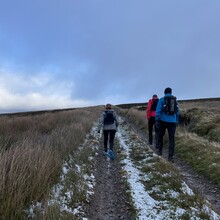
[113, 111, 119, 129]
[155, 98, 163, 121]
[147, 99, 152, 119]
[176, 100, 180, 123]
[97, 112, 105, 132]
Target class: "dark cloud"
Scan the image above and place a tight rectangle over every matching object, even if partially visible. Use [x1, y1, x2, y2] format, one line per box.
[0, 0, 220, 111]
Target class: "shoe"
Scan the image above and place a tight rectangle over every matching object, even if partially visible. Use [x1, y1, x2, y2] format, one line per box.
[103, 151, 108, 157]
[108, 150, 115, 160]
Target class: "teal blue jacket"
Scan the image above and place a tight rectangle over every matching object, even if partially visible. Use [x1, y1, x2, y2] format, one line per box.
[155, 93, 179, 123]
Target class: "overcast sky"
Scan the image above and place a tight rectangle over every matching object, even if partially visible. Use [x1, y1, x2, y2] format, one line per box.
[0, 0, 220, 113]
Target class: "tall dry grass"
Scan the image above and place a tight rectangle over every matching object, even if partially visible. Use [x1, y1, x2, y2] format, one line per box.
[116, 107, 147, 130]
[0, 107, 102, 219]
[176, 129, 220, 186]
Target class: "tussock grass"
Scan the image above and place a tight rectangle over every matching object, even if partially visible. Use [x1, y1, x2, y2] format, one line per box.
[183, 108, 220, 142]
[0, 143, 61, 219]
[176, 131, 220, 186]
[0, 107, 102, 219]
[178, 99, 220, 112]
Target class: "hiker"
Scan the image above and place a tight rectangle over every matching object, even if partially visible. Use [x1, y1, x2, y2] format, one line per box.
[97, 104, 119, 160]
[146, 94, 159, 147]
[155, 87, 179, 162]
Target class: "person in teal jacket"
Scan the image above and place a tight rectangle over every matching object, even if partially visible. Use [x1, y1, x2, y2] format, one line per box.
[155, 87, 179, 162]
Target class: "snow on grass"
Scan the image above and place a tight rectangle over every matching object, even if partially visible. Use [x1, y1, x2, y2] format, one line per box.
[117, 119, 220, 220]
[27, 123, 100, 218]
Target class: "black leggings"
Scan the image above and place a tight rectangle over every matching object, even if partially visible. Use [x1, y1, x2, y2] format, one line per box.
[103, 130, 116, 151]
[148, 117, 155, 143]
[158, 121, 176, 157]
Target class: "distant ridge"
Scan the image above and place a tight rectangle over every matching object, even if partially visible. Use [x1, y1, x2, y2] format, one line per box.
[116, 97, 220, 109]
[1, 97, 219, 116]
[0, 107, 77, 117]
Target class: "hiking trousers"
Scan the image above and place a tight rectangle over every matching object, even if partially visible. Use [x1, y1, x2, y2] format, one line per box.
[103, 130, 116, 152]
[148, 117, 155, 144]
[148, 117, 159, 147]
[158, 121, 176, 158]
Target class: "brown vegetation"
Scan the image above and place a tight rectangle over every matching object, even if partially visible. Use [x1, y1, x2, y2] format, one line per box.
[0, 107, 102, 219]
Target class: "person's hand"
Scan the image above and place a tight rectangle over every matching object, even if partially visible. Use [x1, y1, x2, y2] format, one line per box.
[155, 120, 160, 129]
[97, 130, 100, 133]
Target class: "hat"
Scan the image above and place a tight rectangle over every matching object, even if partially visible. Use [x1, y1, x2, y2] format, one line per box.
[152, 94, 158, 98]
[164, 87, 172, 94]
[106, 103, 112, 109]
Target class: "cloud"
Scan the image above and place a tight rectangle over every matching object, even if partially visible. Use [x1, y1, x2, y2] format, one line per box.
[0, 0, 220, 113]
[0, 71, 92, 113]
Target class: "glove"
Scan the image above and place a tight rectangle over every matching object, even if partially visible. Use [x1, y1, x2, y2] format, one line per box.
[97, 130, 100, 133]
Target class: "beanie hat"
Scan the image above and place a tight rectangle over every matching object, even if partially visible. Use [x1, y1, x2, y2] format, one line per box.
[152, 94, 158, 98]
[164, 87, 172, 94]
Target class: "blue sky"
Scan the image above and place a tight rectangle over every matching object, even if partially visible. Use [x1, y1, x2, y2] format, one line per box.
[0, 0, 220, 113]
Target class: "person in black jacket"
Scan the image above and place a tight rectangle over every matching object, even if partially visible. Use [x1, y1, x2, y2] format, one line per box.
[97, 104, 119, 160]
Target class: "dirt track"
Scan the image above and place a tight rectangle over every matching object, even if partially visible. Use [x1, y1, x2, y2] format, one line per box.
[85, 148, 132, 220]
[85, 117, 220, 218]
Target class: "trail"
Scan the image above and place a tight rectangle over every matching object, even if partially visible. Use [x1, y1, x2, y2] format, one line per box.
[85, 117, 220, 219]
[125, 117, 220, 215]
[85, 140, 132, 220]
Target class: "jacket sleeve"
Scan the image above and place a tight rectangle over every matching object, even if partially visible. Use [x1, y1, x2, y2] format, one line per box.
[146, 99, 152, 119]
[155, 98, 163, 121]
[176, 100, 180, 123]
[97, 112, 105, 131]
[113, 111, 119, 128]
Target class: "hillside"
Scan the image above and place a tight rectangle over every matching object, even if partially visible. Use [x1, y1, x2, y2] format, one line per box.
[0, 98, 220, 219]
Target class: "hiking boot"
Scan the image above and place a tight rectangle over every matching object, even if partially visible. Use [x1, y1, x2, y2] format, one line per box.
[108, 150, 115, 160]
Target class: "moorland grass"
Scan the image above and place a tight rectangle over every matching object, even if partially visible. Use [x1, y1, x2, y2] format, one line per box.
[176, 130, 220, 186]
[0, 107, 102, 219]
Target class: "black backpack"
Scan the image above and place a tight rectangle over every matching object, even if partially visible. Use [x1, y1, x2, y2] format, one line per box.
[163, 96, 178, 115]
[150, 99, 159, 111]
[104, 110, 115, 125]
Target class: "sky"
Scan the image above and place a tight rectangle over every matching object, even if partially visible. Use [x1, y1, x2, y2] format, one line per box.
[0, 0, 220, 113]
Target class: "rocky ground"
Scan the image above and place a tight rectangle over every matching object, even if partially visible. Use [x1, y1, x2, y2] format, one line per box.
[85, 117, 220, 219]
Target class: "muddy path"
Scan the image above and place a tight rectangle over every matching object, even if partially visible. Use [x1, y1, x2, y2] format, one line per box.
[125, 118, 220, 215]
[85, 140, 133, 220]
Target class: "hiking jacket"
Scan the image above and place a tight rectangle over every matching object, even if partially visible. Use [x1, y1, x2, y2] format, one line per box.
[146, 98, 159, 119]
[98, 109, 119, 131]
[155, 93, 179, 123]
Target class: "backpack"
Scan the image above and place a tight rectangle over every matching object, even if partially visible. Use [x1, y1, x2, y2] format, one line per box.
[163, 96, 178, 115]
[150, 99, 159, 111]
[104, 110, 115, 125]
